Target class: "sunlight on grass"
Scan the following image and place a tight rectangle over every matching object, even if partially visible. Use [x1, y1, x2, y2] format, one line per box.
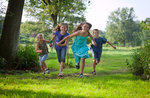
[0, 47, 149, 98]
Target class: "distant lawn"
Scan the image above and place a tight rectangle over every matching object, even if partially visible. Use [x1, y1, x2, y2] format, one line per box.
[0, 47, 149, 98]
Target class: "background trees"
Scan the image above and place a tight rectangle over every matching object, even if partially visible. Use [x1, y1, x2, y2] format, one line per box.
[25, 0, 90, 33]
[106, 7, 142, 47]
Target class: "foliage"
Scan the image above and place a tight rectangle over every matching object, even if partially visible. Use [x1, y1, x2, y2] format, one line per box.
[0, 1, 7, 16]
[0, 16, 4, 36]
[106, 7, 142, 47]
[127, 42, 150, 80]
[140, 18, 150, 44]
[24, 0, 90, 32]
[20, 21, 51, 44]
[15, 44, 40, 71]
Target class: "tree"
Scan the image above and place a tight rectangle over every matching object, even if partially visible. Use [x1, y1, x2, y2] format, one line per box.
[0, 0, 25, 62]
[0, 1, 7, 16]
[25, 0, 90, 32]
[20, 21, 51, 44]
[141, 18, 150, 44]
[106, 7, 142, 47]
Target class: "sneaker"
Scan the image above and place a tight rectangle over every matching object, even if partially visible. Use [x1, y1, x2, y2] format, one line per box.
[76, 63, 80, 69]
[79, 74, 83, 78]
[58, 72, 63, 77]
[45, 69, 50, 74]
[92, 71, 96, 75]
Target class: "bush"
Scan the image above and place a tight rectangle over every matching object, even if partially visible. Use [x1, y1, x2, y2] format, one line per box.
[15, 44, 40, 71]
[127, 43, 150, 80]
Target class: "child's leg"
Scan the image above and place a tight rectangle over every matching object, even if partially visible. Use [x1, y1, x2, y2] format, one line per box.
[80, 58, 85, 74]
[39, 56, 45, 72]
[42, 62, 47, 70]
[41, 65, 45, 72]
[60, 62, 64, 72]
[59, 48, 67, 75]
[41, 54, 48, 69]
[93, 59, 96, 72]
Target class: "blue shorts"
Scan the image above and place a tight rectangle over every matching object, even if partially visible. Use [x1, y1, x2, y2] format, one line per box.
[39, 54, 48, 66]
[56, 48, 67, 63]
[91, 49, 102, 62]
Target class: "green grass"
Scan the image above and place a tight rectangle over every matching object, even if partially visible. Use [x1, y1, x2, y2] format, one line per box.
[0, 47, 150, 98]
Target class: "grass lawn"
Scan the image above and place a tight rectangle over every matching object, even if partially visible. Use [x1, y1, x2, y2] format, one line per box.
[0, 47, 150, 98]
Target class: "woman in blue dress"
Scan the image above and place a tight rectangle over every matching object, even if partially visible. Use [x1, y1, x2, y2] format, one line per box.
[57, 22, 96, 77]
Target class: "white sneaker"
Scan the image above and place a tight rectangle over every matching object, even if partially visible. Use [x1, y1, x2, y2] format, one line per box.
[45, 69, 50, 74]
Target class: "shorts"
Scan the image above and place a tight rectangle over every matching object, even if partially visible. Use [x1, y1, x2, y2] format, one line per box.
[91, 49, 102, 62]
[56, 48, 67, 63]
[39, 54, 48, 66]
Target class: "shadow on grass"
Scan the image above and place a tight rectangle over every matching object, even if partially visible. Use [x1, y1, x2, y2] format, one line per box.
[0, 88, 85, 98]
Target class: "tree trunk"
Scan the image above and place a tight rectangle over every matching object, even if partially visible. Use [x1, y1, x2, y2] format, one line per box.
[0, 0, 25, 62]
[51, 14, 57, 29]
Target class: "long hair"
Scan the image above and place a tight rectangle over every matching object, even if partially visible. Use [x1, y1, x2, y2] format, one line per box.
[72, 22, 92, 33]
[53, 23, 68, 32]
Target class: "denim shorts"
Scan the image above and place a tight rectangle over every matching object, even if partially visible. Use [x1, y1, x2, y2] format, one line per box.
[56, 48, 67, 63]
[39, 54, 48, 66]
[91, 49, 101, 62]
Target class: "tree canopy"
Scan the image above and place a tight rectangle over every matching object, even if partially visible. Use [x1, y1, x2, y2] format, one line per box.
[25, 0, 90, 32]
[106, 7, 142, 46]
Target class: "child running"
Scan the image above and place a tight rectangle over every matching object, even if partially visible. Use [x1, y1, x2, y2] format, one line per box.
[49, 23, 69, 76]
[57, 22, 96, 78]
[36, 33, 50, 74]
[90, 29, 116, 75]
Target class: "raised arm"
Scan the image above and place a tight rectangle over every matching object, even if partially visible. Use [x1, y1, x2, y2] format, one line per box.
[57, 31, 79, 46]
[107, 41, 116, 49]
[89, 33, 97, 46]
[43, 35, 56, 43]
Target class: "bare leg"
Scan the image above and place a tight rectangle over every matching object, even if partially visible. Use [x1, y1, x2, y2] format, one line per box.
[93, 59, 96, 72]
[41, 66, 45, 72]
[80, 58, 85, 74]
[60, 62, 65, 72]
[41, 61, 47, 70]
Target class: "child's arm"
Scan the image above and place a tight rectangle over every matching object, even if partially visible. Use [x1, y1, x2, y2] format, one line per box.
[58, 40, 69, 46]
[106, 41, 116, 49]
[36, 44, 42, 53]
[57, 31, 79, 46]
[89, 33, 97, 46]
[43, 35, 56, 44]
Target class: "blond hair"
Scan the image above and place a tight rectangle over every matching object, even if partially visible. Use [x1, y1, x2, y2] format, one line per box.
[36, 33, 44, 40]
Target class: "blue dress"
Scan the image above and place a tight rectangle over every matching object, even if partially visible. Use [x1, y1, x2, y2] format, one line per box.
[72, 32, 89, 63]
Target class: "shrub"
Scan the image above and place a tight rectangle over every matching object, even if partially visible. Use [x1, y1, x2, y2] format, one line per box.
[127, 43, 150, 80]
[15, 44, 40, 71]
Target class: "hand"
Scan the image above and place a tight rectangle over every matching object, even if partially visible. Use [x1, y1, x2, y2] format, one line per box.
[93, 42, 97, 46]
[113, 46, 116, 49]
[37, 50, 42, 53]
[49, 44, 53, 47]
[57, 42, 61, 46]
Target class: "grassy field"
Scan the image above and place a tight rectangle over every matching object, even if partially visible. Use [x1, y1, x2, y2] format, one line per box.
[0, 47, 150, 98]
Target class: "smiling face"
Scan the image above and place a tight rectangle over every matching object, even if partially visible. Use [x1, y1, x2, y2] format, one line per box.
[38, 35, 43, 42]
[82, 23, 90, 32]
[93, 30, 99, 38]
[60, 25, 67, 32]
